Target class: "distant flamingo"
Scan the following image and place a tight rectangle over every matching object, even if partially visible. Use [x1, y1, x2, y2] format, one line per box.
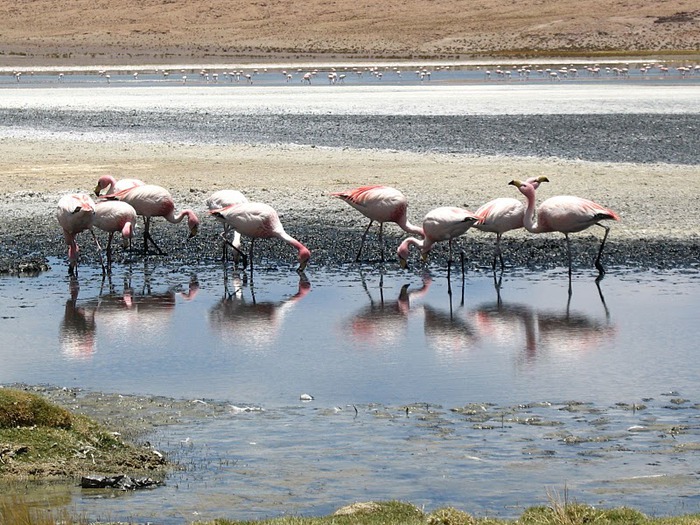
[93, 200, 138, 265]
[509, 178, 620, 276]
[474, 176, 549, 269]
[332, 185, 424, 261]
[210, 202, 310, 273]
[206, 189, 249, 262]
[397, 206, 482, 270]
[56, 193, 104, 275]
[110, 184, 200, 255]
[94, 175, 145, 196]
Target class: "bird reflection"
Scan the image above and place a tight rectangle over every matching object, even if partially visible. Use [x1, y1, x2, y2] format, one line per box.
[59, 266, 200, 359]
[59, 277, 97, 360]
[345, 270, 430, 344]
[471, 270, 615, 364]
[208, 269, 310, 349]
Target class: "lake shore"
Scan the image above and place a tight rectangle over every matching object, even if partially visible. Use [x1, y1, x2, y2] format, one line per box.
[1, 137, 699, 273]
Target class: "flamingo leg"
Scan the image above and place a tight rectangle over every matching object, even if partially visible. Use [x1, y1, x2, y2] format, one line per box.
[494, 233, 505, 270]
[89, 229, 106, 275]
[594, 222, 611, 277]
[248, 238, 256, 274]
[378, 222, 385, 262]
[106, 232, 114, 268]
[220, 232, 248, 269]
[143, 217, 166, 255]
[221, 224, 230, 261]
[565, 233, 572, 278]
[355, 219, 374, 262]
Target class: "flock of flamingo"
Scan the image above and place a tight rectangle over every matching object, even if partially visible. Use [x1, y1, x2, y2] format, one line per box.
[56, 175, 620, 278]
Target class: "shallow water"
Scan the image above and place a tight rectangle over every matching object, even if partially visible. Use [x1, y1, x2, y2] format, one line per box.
[2, 260, 700, 522]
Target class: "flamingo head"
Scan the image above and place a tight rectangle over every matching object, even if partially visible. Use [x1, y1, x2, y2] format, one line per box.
[526, 175, 550, 190]
[397, 239, 411, 269]
[94, 175, 116, 196]
[121, 221, 135, 248]
[187, 212, 200, 238]
[297, 246, 311, 272]
[509, 179, 537, 198]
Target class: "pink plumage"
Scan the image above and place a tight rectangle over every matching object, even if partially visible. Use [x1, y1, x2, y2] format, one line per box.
[397, 206, 481, 267]
[510, 178, 619, 275]
[111, 184, 199, 255]
[332, 185, 423, 261]
[211, 201, 310, 272]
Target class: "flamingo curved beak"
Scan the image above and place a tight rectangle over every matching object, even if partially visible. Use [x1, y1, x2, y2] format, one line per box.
[399, 257, 408, 269]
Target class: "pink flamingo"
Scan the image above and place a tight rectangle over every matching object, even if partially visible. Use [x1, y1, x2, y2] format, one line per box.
[331, 185, 424, 261]
[110, 184, 200, 255]
[474, 176, 550, 269]
[56, 193, 104, 275]
[206, 189, 249, 262]
[94, 175, 145, 196]
[397, 206, 482, 270]
[509, 178, 620, 276]
[93, 200, 138, 265]
[210, 201, 310, 273]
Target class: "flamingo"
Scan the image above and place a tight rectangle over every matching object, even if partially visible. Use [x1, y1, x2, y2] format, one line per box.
[94, 175, 145, 196]
[397, 206, 482, 270]
[56, 193, 104, 275]
[509, 178, 620, 276]
[331, 185, 424, 262]
[474, 176, 550, 269]
[210, 202, 310, 273]
[109, 184, 200, 255]
[205, 189, 249, 262]
[93, 200, 138, 265]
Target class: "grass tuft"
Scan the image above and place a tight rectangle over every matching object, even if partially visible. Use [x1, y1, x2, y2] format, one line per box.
[0, 389, 72, 429]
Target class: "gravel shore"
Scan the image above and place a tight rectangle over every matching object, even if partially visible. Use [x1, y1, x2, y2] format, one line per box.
[1, 132, 699, 274]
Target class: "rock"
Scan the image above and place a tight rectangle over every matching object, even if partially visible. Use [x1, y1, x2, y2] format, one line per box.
[80, 474, 162, 490]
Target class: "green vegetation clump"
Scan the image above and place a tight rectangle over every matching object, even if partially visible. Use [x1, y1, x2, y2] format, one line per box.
[0, 388, 165, 479]
[0, 388, 73, 429]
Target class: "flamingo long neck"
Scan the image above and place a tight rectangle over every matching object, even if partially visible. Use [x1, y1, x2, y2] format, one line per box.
[400, 236, 425, 258]
[521, 186, 544, 233]
[167, 209, 193, 224]
[398, 218, 424, 237]
[277, 231, 311, 262]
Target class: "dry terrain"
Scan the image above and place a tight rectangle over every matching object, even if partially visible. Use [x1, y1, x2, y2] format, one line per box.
[0, 0, 698, 67]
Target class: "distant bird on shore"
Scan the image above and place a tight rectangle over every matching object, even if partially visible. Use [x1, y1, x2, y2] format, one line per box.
[474, 176, 549, 270]
[210, 201, 310, 273]
[94, 175, 145, 196]
[109, 184, 200, 255]
[509, 178, 620, 276]
[93, 200, 138, 265]
[206, 189, 249, 262]
[331, 185, 424, 262]
[56, 193, 104, 275]
[397, 206, 481, 270]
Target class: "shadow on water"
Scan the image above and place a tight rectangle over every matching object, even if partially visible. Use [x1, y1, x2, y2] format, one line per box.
[2, 259, 700, 522]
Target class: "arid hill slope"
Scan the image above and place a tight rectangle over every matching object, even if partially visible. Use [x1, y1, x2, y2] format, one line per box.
[0, 0, 698, 66]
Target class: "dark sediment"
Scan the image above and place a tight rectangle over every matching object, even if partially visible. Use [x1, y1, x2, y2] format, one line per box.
[2, 109, 699, 165]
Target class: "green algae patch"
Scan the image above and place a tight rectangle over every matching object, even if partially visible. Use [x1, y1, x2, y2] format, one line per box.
[0, 388, 166, 480]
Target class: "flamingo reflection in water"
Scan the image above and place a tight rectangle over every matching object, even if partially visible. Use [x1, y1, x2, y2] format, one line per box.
[345, 270, 430, 345]
[471, 273, 615, 365]
[59, 267, 199, 358]
[59, 277, 96, 360]
[416, 274, 481, 358]
[208, 270, 310, 350]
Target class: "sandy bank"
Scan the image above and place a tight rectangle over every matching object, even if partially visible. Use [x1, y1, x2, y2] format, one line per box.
[1, 137, 698, 239]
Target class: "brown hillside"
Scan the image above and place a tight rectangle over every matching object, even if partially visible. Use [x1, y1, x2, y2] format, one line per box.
[0, 0, 698, 66]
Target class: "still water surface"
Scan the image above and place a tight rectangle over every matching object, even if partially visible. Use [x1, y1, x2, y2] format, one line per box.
[1, 260, 699, 522]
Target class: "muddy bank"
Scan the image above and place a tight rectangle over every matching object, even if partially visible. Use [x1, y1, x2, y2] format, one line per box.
[0, 137, 699, 274]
